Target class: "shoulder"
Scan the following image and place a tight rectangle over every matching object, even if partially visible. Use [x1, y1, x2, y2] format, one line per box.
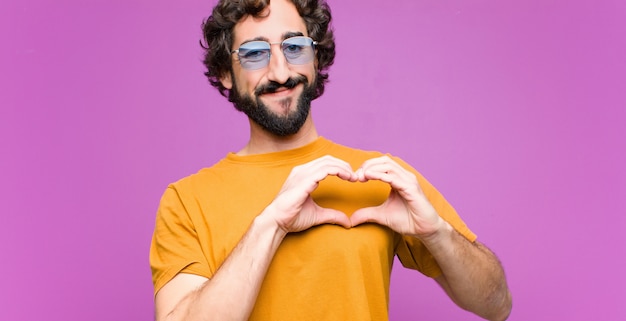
[169, 158, 230, 190]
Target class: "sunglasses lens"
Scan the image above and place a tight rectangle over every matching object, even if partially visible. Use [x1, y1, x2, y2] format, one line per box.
[238, 41, 270, 70]
[282, 37, 315, 65]
[235, 37, 315, 70]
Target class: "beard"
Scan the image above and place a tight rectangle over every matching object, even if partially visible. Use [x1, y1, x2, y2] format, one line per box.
[229, 74, 316, 137]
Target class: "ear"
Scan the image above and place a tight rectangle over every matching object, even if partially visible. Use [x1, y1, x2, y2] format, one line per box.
[220, 72, 233, 90]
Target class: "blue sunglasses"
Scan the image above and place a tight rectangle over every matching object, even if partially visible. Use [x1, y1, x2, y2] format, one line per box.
[231, 36, 317, 70]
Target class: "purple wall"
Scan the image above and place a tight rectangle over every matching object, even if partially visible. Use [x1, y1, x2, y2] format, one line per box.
[1, 0, 624, 320]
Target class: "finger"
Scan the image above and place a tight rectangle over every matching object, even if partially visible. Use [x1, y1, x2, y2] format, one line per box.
[360, 163, 402, 185]
[319, 165, 357, 182]
[358, 155, 395, 170]
[361, 157, 405, 174]
[314, 208, 352, 229]
[350, 206, 388, 228]
[318, 156, 359, 182]
[305, 155, 358, 182]
[357, 160, 392, 182]
[359, 161, 418, 193]
[362, 167, 393, 183]
[285, 160, 355, 196]
[355, 168, 368, 182]
[357, 156, 403, 179]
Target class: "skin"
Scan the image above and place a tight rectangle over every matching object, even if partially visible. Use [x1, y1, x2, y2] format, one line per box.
[154, 0, 512, 320]
[352, 156, 512, 321]
[220, 1, 319, 156]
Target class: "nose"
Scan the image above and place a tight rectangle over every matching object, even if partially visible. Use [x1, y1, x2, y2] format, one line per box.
[265, 45, 290, 84]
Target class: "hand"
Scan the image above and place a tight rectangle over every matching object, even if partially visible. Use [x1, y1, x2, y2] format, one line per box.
[265, 155, 358, 233]
[351, 156, 445, 238]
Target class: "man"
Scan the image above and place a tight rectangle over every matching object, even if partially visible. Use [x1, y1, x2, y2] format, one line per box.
[150, 0, 512, 320]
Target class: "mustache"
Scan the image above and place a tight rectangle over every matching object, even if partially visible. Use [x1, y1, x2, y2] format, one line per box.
[254, 76, 308, 96]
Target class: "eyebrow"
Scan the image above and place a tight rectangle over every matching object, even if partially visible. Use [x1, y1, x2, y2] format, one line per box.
[282, 31, 305, 40]
[239, 31, 306, 46]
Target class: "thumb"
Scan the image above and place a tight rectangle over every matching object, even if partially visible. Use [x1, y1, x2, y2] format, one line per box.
[315, 207, 352, 229]
[350, 206, 384, 227]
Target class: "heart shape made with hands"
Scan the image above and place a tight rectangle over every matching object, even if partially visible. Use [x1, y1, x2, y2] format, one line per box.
[311, 174, 388, 219]
[304, 156, 441, 237]
[311, 175, 416, 233]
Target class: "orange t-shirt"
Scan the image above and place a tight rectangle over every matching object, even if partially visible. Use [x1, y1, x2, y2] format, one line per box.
[150, 137, 476, 320]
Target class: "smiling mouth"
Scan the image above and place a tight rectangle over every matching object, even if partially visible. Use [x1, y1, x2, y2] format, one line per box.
[261, 85, 297, 97]
[255, 76, 307, 96]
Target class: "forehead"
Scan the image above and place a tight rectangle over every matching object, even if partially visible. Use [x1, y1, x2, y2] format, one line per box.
[232, 0, 308, 46]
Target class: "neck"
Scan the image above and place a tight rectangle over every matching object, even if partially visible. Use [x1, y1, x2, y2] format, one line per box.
[237, 115, 319, 155]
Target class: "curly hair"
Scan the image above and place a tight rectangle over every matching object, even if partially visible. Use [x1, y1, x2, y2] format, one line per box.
[200, 0, 336, 101]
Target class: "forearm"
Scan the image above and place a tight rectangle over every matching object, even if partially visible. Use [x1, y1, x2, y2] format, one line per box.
[165, 214, 286, 321]
[422, 221, 512, 321]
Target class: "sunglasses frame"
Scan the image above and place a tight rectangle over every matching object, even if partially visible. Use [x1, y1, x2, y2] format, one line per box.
[231, 36, 318, 70]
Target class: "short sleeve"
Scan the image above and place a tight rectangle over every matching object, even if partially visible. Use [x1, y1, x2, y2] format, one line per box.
[149, 186, 211, 295]
[392, 156, 477, 278]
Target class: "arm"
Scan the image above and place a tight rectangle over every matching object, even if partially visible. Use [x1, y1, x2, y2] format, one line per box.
[155, 213, 286, 321]
[428, 225, 512, 321]
[154, 156, 358, 321]
[351, 156, 512, 321]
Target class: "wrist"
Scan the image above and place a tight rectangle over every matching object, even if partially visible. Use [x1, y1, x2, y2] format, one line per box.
[255, 208, 289, 240]
[417, 218, 454, 248]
